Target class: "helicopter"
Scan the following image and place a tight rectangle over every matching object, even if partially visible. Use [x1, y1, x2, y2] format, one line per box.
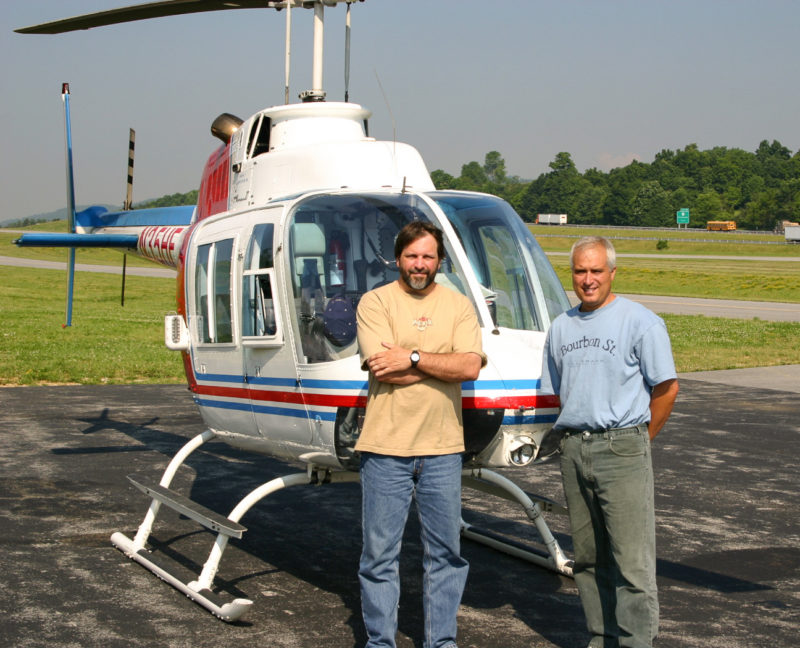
[14, 0, 574, 622]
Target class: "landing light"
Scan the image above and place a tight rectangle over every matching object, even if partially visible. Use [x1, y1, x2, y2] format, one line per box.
[510, 444, 535, 466]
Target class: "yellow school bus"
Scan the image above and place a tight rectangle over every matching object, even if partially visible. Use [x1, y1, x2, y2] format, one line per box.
[707, 220, 737, 231]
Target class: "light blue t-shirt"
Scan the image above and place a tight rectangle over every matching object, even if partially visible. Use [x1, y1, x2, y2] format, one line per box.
[539, 296, 677, 431]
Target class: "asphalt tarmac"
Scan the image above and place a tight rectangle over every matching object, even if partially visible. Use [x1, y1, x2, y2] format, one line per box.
[1, 369, 798, 648]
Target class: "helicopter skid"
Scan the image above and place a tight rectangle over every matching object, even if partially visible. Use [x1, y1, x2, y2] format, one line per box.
[112, 426, 572, 622]
[111, 425, 364, 622]
[111, 531, 253, 622]
[111, 470, 321, 622]
[461, 469, 574, 577]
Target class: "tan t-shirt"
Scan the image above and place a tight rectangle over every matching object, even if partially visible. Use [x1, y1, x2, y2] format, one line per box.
[355, 280, 486, 456]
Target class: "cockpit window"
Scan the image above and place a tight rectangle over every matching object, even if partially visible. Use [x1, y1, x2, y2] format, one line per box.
[242, 223, 280, 340]
[429, 192, 570, 331]
[193, 238, 234, 344]
[247, 114, 271, 158]
[285, 192, 468, 364]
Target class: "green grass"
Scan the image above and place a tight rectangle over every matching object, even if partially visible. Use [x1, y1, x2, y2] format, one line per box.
[0, 266, 183, 386]
[2, 265, 799, 385]
[663, 315, 800, 372]
[2, 222, 799, 385]
[547, 256, 800, 303]
[530, 224, 800, 303]
[529, 223, 789, 245]
[530, 224, 800, 256]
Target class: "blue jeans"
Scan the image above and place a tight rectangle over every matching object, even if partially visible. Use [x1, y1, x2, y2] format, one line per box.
[559, 426, 658, 648]
[359, 452, 467, 648]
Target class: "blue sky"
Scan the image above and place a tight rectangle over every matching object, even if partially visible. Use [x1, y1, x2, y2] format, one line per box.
[1, 0, 798, 220]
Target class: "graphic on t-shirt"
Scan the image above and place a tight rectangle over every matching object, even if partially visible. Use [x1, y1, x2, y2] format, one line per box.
[412, 316, 433, 331]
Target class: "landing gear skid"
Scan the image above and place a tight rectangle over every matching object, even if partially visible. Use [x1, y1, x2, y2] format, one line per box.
[110, 429, 359, 622]
[112, 431, 572, 622]
[461, 468, 573, 577]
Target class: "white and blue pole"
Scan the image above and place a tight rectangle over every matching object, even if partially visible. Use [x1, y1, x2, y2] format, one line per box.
[62, 82, 76, 327]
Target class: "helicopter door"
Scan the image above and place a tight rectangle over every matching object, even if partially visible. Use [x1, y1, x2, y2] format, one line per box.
[188, 223, 258, 437]
[240, 211, 313, 447]
[230, 114, 271, 209]
[230, 117, 254, 207]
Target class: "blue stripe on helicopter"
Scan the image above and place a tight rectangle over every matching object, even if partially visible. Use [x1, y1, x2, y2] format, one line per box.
[503, 413, 559, 425]
[194, 373, 368, 390]
[194, 373, 541, 392]
[194, 397, 337, 421]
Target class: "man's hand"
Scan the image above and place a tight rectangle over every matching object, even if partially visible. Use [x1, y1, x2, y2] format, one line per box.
[649, 378, 679, 440]
[367, 342, 482, 384]
[367, 342, 419, 382]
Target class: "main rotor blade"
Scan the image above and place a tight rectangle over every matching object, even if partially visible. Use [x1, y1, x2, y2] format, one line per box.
[14, 0, 343, 35]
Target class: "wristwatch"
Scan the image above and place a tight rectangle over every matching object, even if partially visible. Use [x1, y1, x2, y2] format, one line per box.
[409, 350, 420, 369]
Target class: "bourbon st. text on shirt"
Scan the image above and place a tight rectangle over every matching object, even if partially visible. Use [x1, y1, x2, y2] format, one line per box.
[559, 335, 617, 358]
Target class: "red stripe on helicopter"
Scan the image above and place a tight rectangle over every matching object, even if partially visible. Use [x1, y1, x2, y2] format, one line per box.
[464, 394, 561, 409]
[190, 383, 558, 411]
[193, 384, 365, 408]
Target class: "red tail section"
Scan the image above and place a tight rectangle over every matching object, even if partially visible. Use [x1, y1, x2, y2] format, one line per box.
[197, 143, 230, 221]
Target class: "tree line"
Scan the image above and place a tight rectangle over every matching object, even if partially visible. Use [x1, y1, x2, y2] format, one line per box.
[135, 190, 199, 209]
[11, 142, 794, 231]
[431, 140, 800, 230]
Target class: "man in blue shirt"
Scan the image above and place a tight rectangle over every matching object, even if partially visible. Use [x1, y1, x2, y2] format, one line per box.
[540, 236, 679, 648]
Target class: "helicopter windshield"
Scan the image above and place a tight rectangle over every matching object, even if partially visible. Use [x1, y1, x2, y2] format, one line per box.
[428, 192, 570, 331]
[286, 192, 474, 364]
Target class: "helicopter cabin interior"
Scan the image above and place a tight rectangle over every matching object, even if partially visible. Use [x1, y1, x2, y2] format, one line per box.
[188, 191, 569, 368]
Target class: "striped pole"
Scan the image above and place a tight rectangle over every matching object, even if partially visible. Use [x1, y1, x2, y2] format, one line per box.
[122, 128, 135, 306]
[124, 128, 135, 210]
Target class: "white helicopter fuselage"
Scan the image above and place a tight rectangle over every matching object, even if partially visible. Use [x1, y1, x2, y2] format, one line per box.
[147, 100, 567, 471]
[13, 1, 576, 622]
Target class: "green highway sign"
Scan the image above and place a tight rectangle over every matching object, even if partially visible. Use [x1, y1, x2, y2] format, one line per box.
[676, 208, 690, 224]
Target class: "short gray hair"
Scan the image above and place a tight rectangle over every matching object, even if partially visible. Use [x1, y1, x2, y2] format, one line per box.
[570, 236, 616, 271]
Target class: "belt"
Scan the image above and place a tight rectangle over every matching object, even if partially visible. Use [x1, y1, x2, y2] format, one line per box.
[560, 424, 648, 438]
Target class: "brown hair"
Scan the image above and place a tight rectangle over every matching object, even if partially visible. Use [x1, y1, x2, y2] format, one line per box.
[394, 221, 446, 260]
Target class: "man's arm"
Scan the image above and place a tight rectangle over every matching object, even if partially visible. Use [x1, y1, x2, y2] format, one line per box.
[648, 378, 679, 440]
[367, 342, 482, 384]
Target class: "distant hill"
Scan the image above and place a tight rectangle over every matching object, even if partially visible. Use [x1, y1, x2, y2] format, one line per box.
[1, 190, 197, 228]
[0, 205, 117, 228]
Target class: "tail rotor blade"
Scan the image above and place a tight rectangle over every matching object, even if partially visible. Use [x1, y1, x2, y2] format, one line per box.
[62, 83, 76, 327]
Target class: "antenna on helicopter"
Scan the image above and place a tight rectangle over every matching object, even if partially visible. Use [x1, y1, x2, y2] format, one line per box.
[344, 1, 351, 102]
[284, 2, 292, 104]
[374, 70, 396, 148]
